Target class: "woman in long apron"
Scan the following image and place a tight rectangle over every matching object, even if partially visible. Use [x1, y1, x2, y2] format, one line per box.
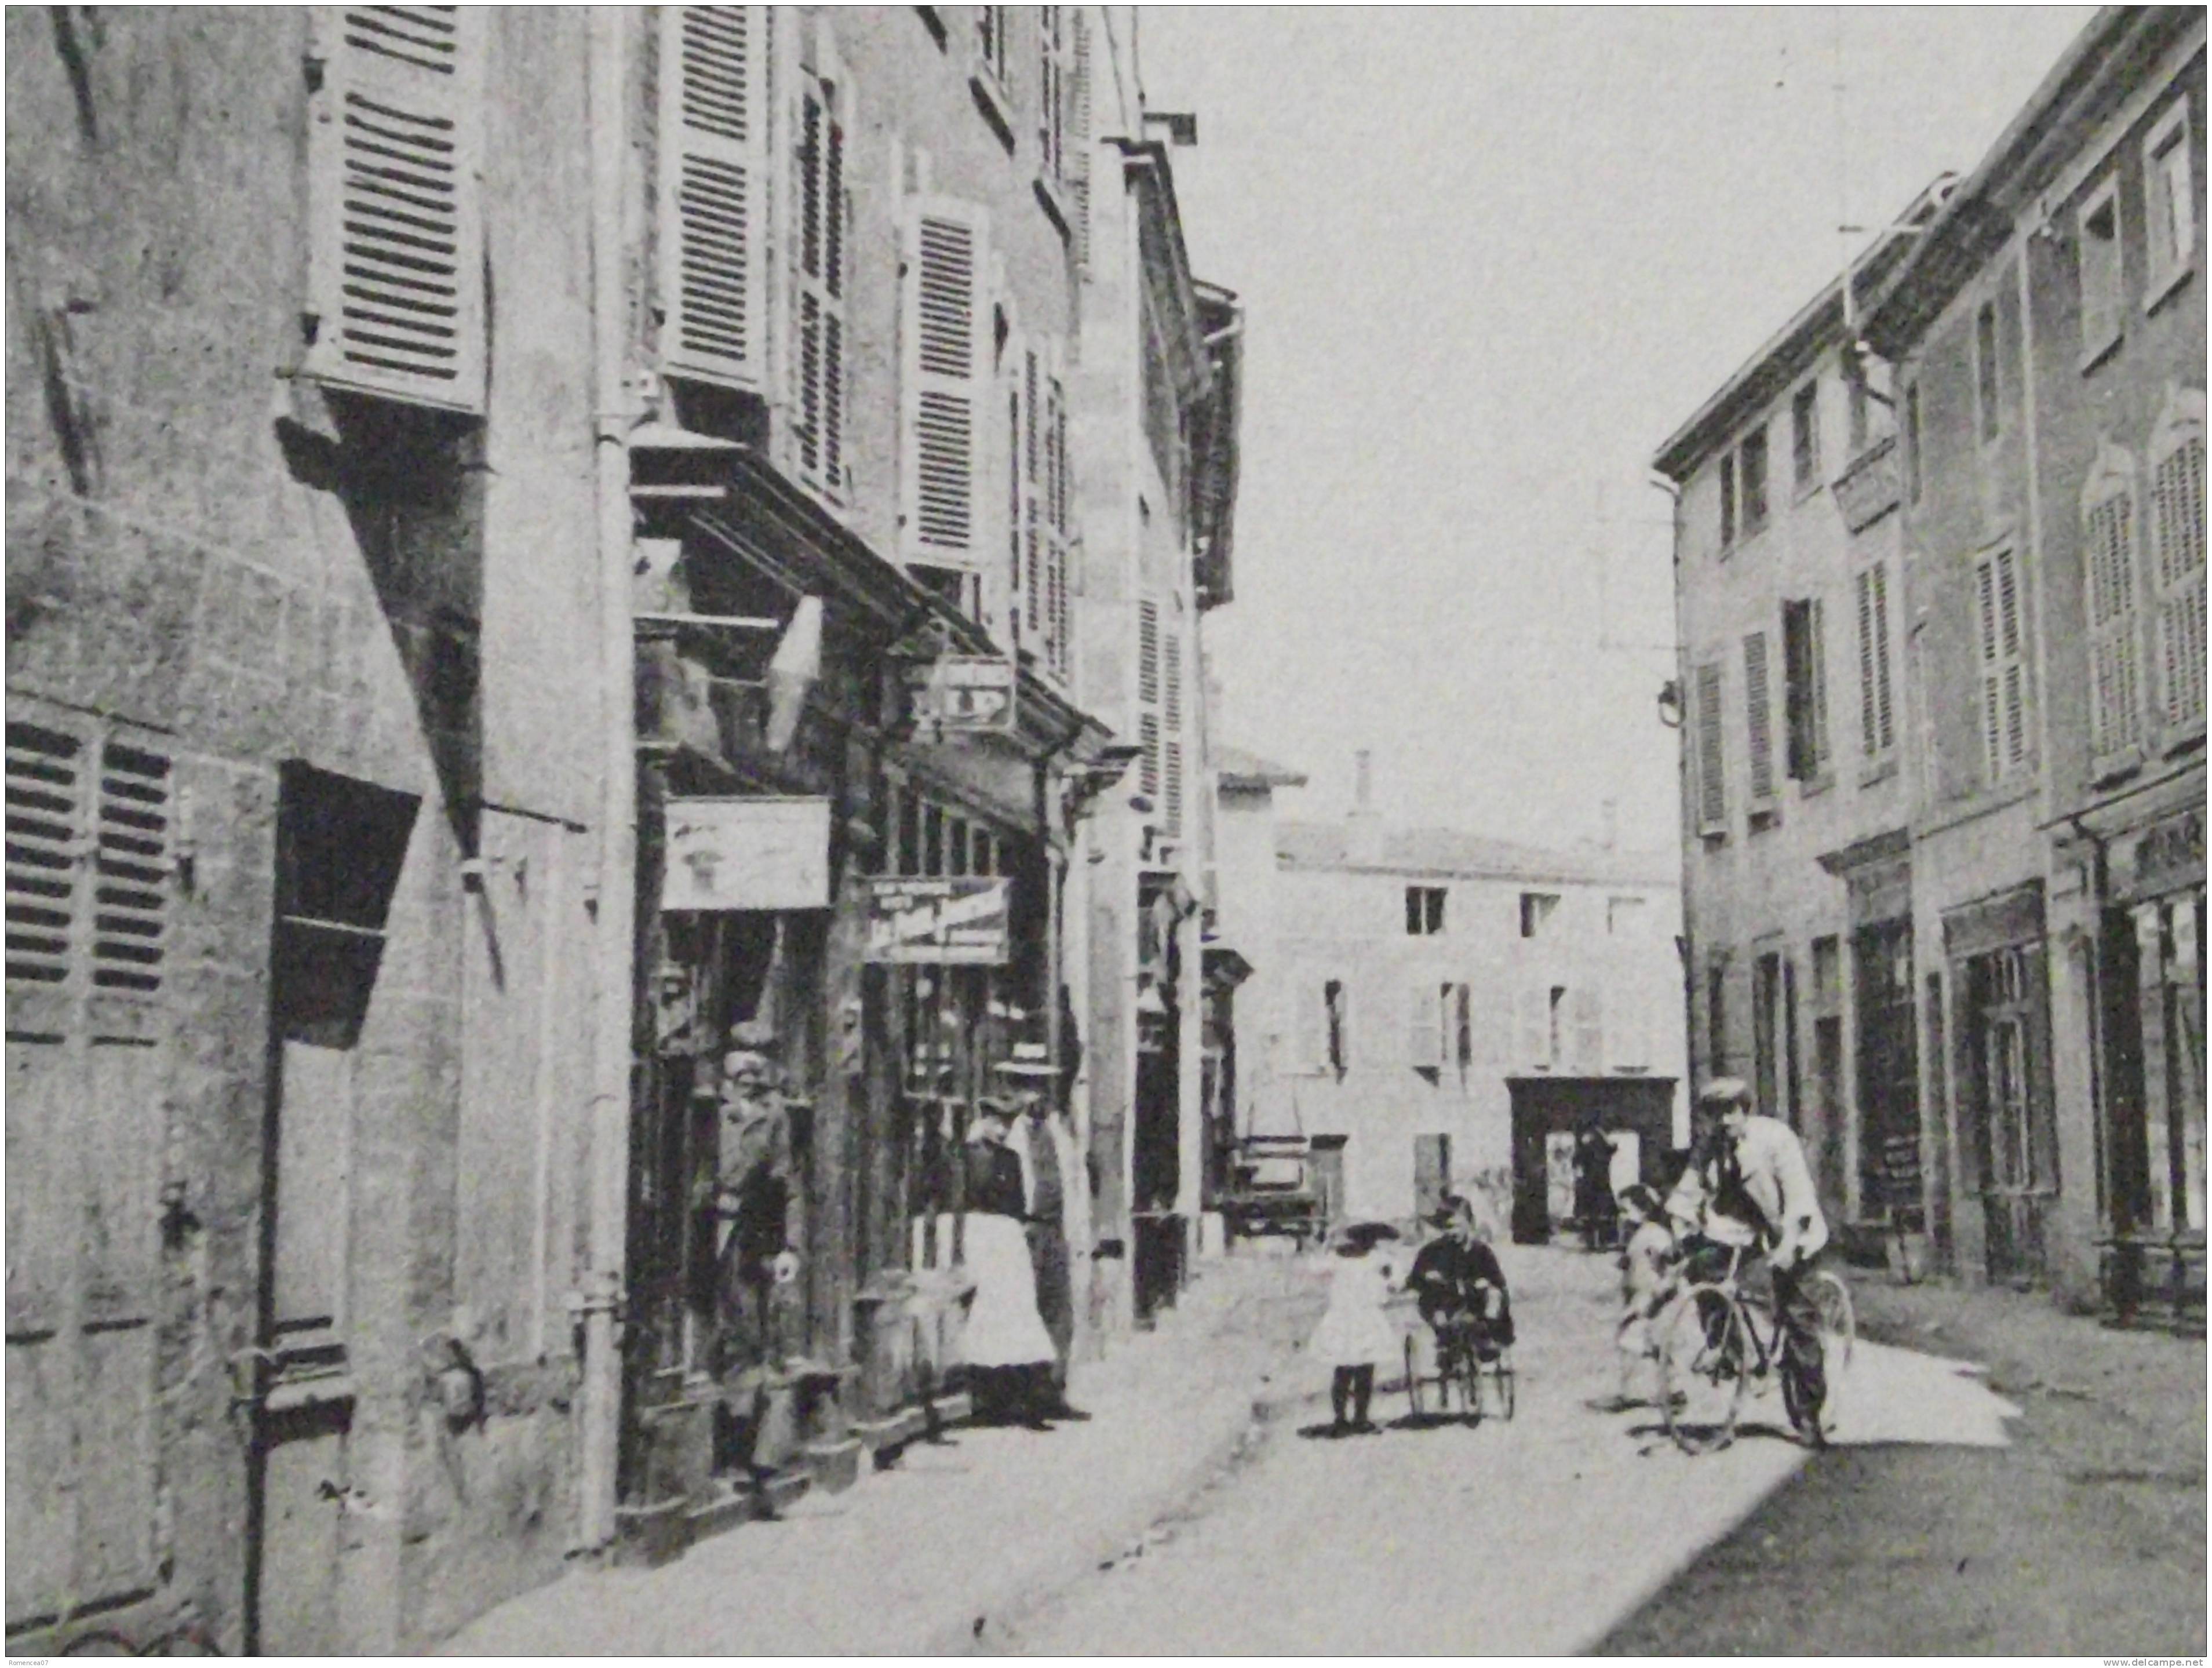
[959, 1101, 1058, 1426]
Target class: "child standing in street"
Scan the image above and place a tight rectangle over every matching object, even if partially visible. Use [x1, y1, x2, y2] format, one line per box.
[1307, 1223, 1402, 1434]
[1611, 1183, 1676, 1410]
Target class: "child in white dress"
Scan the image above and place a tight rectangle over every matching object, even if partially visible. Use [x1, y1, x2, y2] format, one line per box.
[1307, 1225, 1402, 1433]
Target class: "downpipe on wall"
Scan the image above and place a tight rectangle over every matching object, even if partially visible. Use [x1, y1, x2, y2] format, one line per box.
[577, 2, 635, 1558]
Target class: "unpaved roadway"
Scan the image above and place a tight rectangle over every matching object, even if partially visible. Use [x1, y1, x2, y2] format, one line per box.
[990, 1244, 2045, 1655]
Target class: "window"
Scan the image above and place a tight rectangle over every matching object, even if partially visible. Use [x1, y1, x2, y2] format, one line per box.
[1846, 365, 1871, 457]
[1011, 338, 1072, 678]
[1518, 891, 1559, 939]
[1740, 426, 1770, 534]
[900, 196, 989, 569]
[1694, 659, 1726, 834]
[1406, 981, 1442, 1068]
[1706, 962, 1728, 1075]
[1904, 382, 1923, 501]
[1743, 629, 1775, 805]
[1972, 304, 2010, 435]
[1963, 945, 2051, 1193]
[2078, 180, 2123, 361]
[1854, 562, 1895, 759]
[793, 54, 849, 501]
[306, 6, 488, 413]
[1569, 987, 1604, 1072]
[2083, 458, 2142, 764]
[1791, 381, 1821, 491]
[1405, 886, 1446, 936]
[1719, 453, 1737, 549]
[1782, 598, 1830, 781]
[2144, 104, 2196, 303]
[2150, 399, 2207, 731]
[1974, 548, 2029, 783]
[1547, 985, 1568, 1068]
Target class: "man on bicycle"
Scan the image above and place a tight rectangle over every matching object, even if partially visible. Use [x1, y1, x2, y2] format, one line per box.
[1406, 1194, 1514, 1365]
[1666, 1078, 1831, 1418]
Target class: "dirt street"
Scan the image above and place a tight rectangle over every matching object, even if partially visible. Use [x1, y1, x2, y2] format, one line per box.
[990, 1244, 2191, 1656]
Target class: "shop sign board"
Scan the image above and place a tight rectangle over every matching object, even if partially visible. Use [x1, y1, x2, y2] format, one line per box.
[905, 655, 1016, 733]
[865, 876, 1010, 964]
[663, 796, 831, 912]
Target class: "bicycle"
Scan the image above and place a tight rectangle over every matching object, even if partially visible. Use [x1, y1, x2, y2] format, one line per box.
[1657, 1243, 1853, 1455]
[1401, 1312, 1516, 1423]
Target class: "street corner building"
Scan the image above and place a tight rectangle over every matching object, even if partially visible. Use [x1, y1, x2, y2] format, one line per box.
[1657, 8, 2205, 1328]
[1218, 751, 1689, 1248]
[3, 6, 1243, 1654]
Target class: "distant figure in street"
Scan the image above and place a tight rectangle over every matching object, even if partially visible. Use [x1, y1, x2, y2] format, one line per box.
[1573, 1119, 1619, 1250]
[1666, 1077, 1832, 1423]
[1609, 1182, 1677, 1410]
[1307, 1223, 1402, 1434]
[1406, 1194, 1514, 1362]
[960, 1100, 1059, 1428]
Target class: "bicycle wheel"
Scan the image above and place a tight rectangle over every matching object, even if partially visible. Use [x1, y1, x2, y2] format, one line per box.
[1659, 1283, 1750, 1454]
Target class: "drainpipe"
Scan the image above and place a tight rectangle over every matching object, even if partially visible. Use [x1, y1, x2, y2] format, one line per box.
[1649, 470, 1693, 1141]
[578, 4, 635, 1557]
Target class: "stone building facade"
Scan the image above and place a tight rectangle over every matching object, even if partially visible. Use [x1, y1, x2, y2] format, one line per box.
[1242, 767, 1686, 1241]
[5, 3, 1242, 1652]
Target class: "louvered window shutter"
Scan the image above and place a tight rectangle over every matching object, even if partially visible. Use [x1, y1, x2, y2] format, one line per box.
[1453, 983, 1473, 1068]
[6, 722, 85, 986]
[1022, 344, 1043, 624]
[658, 6, 770, 392]
[1138, 601, 1161, 705]
[2085, 490, 2141, 760]
[1037, 6, 1065, 185]
[1139, 712, 1160, 799]
[901, 197, 990, 565]
[2152, 433, 2207, 728]
[793, 57, 848, 500]
[1068, 12, 1094, 267]
[1004, 326, 1026, 619]
[1694, 660, 1726, 833]
[1743, 630, 1774, 802]
[1975, 551, 2028, 781]
[1856, 563, 1894, 756]
[1998, 551, 2026, 769]
[1164, 631, 1183, 733]
[92, 742, 172, 994]
[1807, 598, 1830, 768]
[1045, 348, 1073, 680]
[1164, 740, 1183, 837]
[1977, 556, 2002, 780]
[306, 5, 486, 412]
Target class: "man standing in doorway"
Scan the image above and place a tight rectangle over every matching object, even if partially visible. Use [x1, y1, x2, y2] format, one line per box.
[1000, 1031, 1088, 1421]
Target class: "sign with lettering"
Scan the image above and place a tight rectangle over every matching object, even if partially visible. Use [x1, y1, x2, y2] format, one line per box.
[905, 655, 1017, 733]
[662, 797, 831, 912]
[864, 877, 1010, 964]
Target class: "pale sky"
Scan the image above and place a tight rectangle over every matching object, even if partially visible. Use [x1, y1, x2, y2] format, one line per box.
[1139, 5, 2098, 854]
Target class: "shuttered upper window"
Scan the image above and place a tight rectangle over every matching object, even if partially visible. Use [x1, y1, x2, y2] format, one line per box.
[1693, 660, 1726, 836]
[1976, 548, 2029, 783]
[659, 6, 770, 393]
[5, 723, 170, 993]
[305, 5, 487, 413]
[2083, 459, 2142, 766]
[1855, 561, 1895, 759]
[1743, 629, 1775, 805]
[793, 54, 849, 502]
[2151, 411, 2207, 733]
[901, 198, 990, 566]
[1067, 12, 1094, 267]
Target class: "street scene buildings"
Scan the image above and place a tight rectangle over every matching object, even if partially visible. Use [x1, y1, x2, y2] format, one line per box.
[4, 6, 2204, 1659]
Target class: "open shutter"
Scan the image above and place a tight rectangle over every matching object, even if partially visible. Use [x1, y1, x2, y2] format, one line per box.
[1068, 11, 1094, 267]
[1998, 551, 2026, 770]
[1452, 983, 1473, 1069]
[1743, 630, 1774, 803]
[306, 5, 486, 412]
[2086, 489, 2142, 762]
[1572, 987, 1604, 1072]
[1977, 555, 2004, 781]
[1138, 712, 1160, 801]
[2153, 431, 2207, 729]
[659, 5, 771, 392]
[794, 53, 849, 499]
[1694, 660, 1726, 833]
[1045, 347, 1073, 680]
[901, 196, 990, 566]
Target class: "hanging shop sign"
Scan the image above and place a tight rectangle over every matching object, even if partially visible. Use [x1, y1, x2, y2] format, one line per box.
[905, 655, 1017, 733]
[663, 796, 832, 912]
[864, 876, 1010, 964]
